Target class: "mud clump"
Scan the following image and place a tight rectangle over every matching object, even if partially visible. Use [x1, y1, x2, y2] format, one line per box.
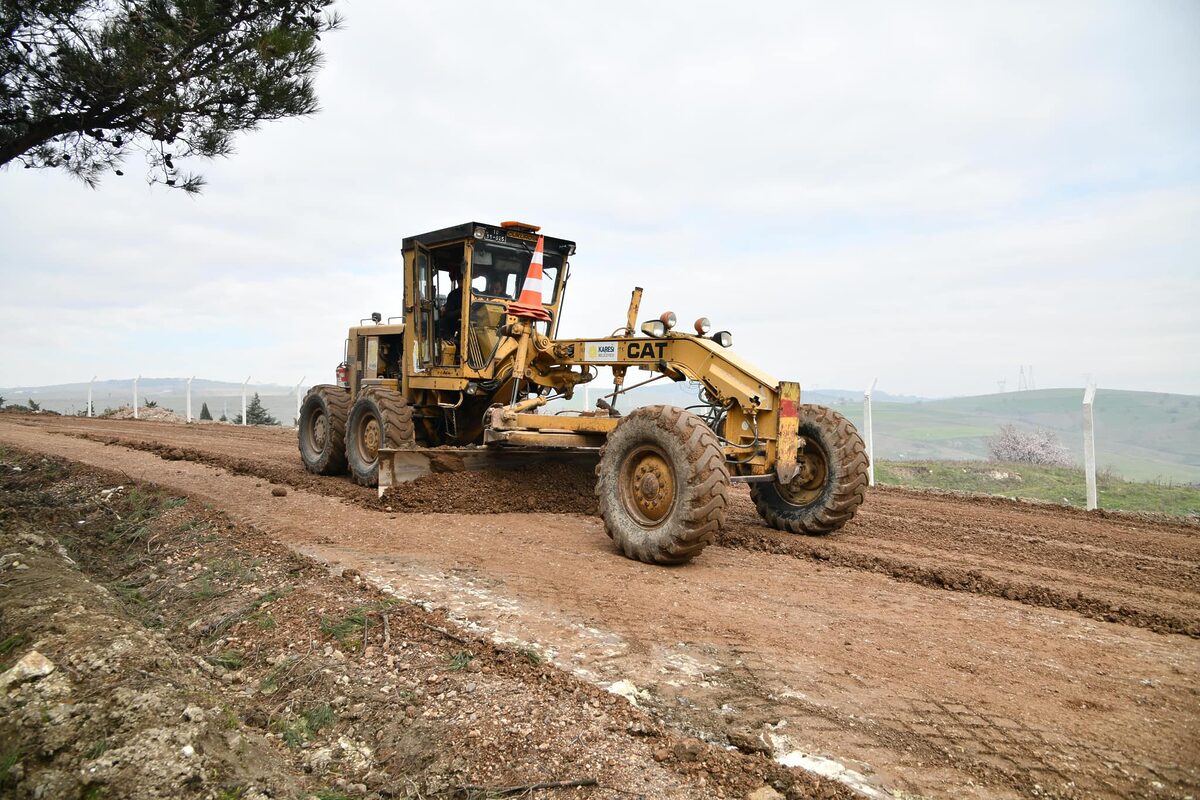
[104, 405, 186, 423]
[385, 463, 599, 515]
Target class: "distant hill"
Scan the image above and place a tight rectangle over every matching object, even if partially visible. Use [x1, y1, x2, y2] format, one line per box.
[0, 378, 304, 425]
[828, 389, 1200, 484]
[802, 389, 928, 405]
[551, 385, 1199, 483]
[5, 379, 1194, 484]
[548, 383, 927, 411]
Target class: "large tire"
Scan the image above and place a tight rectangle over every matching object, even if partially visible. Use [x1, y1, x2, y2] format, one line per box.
[751, 404, 868, 535]
[345, 387, 415, 487]
[596, 405, 730, 565]
[298, 385, 350, 475]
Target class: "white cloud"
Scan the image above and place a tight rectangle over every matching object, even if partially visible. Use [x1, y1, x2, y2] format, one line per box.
[2, 0, 1198, 396]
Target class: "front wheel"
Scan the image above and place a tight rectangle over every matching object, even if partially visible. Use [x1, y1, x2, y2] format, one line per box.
[751, 404, 868, 535]
[595, 405, 730, 565]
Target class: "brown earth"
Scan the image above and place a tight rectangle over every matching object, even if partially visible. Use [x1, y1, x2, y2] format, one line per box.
[384, 463, 599, 515]
[1, 413, 1198, 800]
[1, 450, 841, 800]
[22, 415, 1200, 635]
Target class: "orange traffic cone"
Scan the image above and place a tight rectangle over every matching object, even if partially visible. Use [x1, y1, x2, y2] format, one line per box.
[508, 235, 552, 321]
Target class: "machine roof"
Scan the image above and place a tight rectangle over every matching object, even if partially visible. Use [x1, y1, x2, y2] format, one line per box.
[401, 222, 577, 256]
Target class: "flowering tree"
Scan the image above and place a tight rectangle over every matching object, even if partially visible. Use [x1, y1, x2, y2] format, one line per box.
[988, 424, 1072, 466]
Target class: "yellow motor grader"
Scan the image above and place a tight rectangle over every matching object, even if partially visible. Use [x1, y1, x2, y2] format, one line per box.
[298, 220, 868, 564]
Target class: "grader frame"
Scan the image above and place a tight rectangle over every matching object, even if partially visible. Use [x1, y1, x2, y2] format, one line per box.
[476, 315, 803, 483]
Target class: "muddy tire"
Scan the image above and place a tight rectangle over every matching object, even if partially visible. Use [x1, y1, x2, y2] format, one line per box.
[298, 385, 350, 475]
[345, 387, 415, 487]
[751, 404, 868, 535]
[596, 405, 730, 565]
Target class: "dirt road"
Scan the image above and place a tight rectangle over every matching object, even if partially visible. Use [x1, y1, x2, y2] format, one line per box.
[2, 414, 1197, 799]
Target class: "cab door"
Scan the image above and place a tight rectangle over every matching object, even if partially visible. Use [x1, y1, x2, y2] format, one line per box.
[411, 242, 436, 371]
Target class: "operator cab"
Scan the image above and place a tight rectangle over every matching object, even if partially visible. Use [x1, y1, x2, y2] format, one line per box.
[401, 222, 575, 374]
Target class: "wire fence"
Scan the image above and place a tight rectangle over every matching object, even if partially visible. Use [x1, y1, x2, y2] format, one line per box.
[11, 375, 1108, 510]
[13, 376, 312, 429]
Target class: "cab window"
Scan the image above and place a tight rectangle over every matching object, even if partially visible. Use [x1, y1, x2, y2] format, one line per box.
[473, 239, 562, 305]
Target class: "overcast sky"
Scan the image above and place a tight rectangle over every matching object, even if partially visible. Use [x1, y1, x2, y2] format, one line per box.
[2, 1, 1198, 397]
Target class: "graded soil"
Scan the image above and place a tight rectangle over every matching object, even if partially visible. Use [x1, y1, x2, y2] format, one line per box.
[1, 414, 1197, 800]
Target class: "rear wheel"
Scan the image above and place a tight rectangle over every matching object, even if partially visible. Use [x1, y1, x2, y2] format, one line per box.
[346, 387, 415, 487]
[596, 405, 730, 564]
[751, 404, 868, 534]
[298, 385, 350, 475]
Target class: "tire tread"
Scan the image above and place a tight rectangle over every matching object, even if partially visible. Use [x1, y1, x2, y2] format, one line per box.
[298, 385, 350, 475]
[751, 404, 868, 535]
[346, 386, 415, 487]
[596, 405, 730, 564]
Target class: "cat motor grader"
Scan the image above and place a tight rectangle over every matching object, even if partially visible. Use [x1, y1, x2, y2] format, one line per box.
[298, 220, 868, 564]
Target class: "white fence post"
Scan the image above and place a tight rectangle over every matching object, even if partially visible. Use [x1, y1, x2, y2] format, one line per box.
[133, 375, 140, 419]
[864, 378, 878, 487]
[294, 376, 306, 425]
[241, 376, 250, 426]
[186, 376, 194, 423]
[1083, 383, 1098, 510]
[88, 375, 96, 417]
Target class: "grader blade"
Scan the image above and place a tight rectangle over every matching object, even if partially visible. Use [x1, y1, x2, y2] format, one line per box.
[376, 446, 600, 498]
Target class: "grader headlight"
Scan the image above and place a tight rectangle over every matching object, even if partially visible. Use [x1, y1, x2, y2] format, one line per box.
[712, 331, 733, 348]
[694, 317, 711, 335]
[659, 311, 677, 330]
[641, 319, 667, 338]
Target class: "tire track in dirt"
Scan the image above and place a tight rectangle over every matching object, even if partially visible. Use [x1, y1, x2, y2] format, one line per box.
[22, 415, 1200, 638]
[717, 513, 1198, 637]
[839, 490, 1199, 585]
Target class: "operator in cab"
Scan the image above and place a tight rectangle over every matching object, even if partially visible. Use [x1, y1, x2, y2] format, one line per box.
[440, 264, 463, 340]
[486, 274, 509, 299]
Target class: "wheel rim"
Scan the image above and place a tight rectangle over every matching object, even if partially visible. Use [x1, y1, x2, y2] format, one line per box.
[307, 410, 328, 451]
[358, 414, 381, 461]
[618, 444, 676, 526]
[778, 443, 830, 506]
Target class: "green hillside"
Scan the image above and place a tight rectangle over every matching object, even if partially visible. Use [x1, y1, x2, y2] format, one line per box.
[877, 460, 1200, 516]
[829, 389, 1200, 484]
